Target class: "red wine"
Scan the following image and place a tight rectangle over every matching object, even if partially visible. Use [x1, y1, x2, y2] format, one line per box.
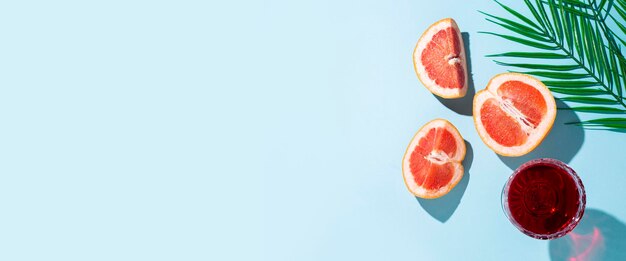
[503, 158, 585, 239]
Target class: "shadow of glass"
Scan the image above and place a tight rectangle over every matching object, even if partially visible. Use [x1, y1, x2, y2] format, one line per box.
[549, 208, 626, 261]
[435, 32, 475, 116]
[498, 100, 584, 170]
[417, 141, 473, 223]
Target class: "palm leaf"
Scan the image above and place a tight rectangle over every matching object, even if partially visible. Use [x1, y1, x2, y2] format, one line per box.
[494, 0, 545, 31]
[482, 0, 626, 130]
[561, 3, 574, 51]
[569, 117, 626, 124]
[543, 80, 600, 87]
[525, 0, 548, 28]
[614, 2, 626, 20]
[609, 14, 626, 46]
[567, 122, 626, 129]
[486, 52, 570, 58]
[549, 0, 566, 44]
[485, 19, 549, 42]
[549, 87, 608, 95]
[562, 0, 592, 8]
[557, 96, 618, 104]
[567, 116, 626, 129]
[494, 61, 580, 70]
[561, 106, 626, 113]
[522, 71, 591, 79]
[610, 48, 624, 97]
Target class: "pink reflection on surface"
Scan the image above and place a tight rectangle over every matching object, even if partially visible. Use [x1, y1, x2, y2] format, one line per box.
[568, 227, 604, 261]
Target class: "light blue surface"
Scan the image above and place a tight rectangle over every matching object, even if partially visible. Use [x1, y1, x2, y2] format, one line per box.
[1, 0, 625, 260]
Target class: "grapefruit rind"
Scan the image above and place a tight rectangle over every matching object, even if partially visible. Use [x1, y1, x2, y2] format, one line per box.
[413, 18, 468, 99]
[402, 119, 466, 199]
[473, 73, 557, 157]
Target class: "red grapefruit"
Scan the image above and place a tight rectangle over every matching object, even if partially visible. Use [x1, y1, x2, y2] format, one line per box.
[473, 73, 556, 157]
[413, 18, 468, 99]
[402, 119, 465, 199]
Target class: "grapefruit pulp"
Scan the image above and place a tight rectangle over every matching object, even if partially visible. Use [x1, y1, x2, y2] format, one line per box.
[402, 119, 465, 199]
[413, 18, 468, 99]
[473, 73, 556, 157]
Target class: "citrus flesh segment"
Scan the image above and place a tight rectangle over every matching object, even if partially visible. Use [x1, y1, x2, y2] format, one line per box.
[480, 98, 527, 147]
[473, 73, 556, 157]
[413, 18, 468, 99]
[402, 119, 465, 199]
[421, 28, 465, 89]
[421, 162, 455, 191]
[497, 81, 547, 127]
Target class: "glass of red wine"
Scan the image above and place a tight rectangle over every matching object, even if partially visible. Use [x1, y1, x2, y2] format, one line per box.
[502, 158, 586, 240]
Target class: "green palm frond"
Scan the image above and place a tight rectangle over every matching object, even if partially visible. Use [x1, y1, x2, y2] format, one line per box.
[481, 0, 626, 131]
[566, 117, 626, 129]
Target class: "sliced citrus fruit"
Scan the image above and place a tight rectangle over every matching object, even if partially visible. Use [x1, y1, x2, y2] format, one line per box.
[413, 18, 468, 99]
[473, 73, 556, 157]
[402, 119, 465, 199]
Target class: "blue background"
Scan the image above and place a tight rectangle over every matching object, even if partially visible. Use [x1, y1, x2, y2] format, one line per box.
[1, 0, 625, 260]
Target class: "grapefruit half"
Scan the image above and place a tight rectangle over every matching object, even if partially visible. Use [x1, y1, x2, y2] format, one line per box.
[473, 73, 556, 157]
[413, 18, 468, 99]
[402, 119, 466, 199]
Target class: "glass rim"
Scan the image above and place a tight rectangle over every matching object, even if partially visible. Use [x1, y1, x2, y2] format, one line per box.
[501, 158, 586, 240]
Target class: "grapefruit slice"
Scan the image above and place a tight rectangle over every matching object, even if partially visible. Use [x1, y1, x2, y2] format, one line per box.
[402, 119, 465, 199]
[413, 18, 468, 99]
[473, 73, 556, 157]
